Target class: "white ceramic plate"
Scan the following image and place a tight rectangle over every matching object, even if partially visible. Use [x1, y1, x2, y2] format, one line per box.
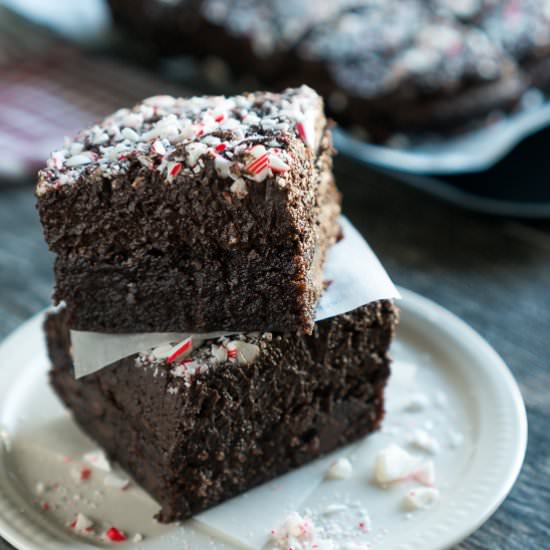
[0, 288, 527, 550]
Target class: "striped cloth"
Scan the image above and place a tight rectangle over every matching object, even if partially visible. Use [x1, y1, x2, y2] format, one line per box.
[0, 7, 186, 179]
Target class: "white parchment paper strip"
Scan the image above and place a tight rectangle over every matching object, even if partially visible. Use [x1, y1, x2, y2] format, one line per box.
[315, 216, 399, 320]
[70, 216, 399, 378]
[71, 330, 232, 379]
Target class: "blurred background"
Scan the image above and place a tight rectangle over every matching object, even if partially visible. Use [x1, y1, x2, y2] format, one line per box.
[0, 1, 549, 548]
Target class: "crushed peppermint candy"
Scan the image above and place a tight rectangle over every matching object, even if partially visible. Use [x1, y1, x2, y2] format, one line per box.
[402, 487, 440, 511]
[373, 444, 436, 486]
[103, 473, 131, 491]
[226, 340, 261, 365]
[37, 86, 323, 196]
[71, 512, 94, 534]
[137, 332, 269, 382]
[407, 429, 440, 455]
[70, 466, 92, 484]
[271, 501, 373, 550]
[83, 450, 111, 472]
[166, 338, 193, 364]
[270, 512, 333, 550]
[105, 526, 127, 542]
[230, 177, 248, 198]
[326, 457, 353, 480]
[80, 467, 92, 481]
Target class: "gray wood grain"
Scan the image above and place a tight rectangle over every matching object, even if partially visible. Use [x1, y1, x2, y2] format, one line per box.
[1, 161, 549, 548]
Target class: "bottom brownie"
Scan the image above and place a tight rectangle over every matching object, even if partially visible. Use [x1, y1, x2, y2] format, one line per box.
[46, 301, 398, 523]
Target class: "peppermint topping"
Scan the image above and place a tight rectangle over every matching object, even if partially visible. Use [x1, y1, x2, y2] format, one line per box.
[166, 337, 193, 364]
[137, 332, 270, 384]
[225, 340, 261, 365]
[37, 86, 323, 196]
[270, 511, 332, 550]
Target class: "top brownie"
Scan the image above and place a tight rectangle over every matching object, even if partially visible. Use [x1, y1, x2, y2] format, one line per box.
[36, 86, 340, 334]
[37, 85, 331, 257]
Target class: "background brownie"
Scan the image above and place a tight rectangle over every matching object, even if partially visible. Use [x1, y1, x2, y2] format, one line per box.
[37, 86, 340, 334]
[107, 0, 550, 140]
[46, 300, 398, 523]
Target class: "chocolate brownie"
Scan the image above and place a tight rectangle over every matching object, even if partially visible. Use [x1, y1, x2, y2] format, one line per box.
[46, 301, 398, 522]
[37, 86, 340, 334]
[107, 0, 550, 139]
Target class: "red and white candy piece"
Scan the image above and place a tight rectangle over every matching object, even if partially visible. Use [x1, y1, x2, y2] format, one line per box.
[268, 153, 289, 173]
[83, 450, 112, 472]
[374, 444, 436, 487]
[403, 487, 440, 511]
[49, 151, 65, 170]
[295, 117, 316, 149]
[166, 338, 193, 364]
[166, 161, 182, 182]
[245, 145, 289, 180]
[70, 513, 94, 534]
[246, 152, 270, 176]
[104, 472, 130, 490]
[230, 178, 248, 199]
[105, 526, 127, 542]
[151, 140, 166, 156]
[225, 341, 260, 365]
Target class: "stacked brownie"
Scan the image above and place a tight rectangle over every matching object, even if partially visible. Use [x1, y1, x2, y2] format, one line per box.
[37, 86, 398, 522]
[107, 0, 550, 140]
[37, 86, 339, 334]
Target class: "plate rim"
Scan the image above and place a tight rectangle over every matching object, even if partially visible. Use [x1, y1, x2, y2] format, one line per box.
[0, 289, 528, 550]
[394, 287, 528, 549]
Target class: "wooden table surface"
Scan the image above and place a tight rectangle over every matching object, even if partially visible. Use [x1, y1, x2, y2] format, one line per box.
[1, 159, 549, 549]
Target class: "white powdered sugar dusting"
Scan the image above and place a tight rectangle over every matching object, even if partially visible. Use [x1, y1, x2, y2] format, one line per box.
[136, 332, 268, 384]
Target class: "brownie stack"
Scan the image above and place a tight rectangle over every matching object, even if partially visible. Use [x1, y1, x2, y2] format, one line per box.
[37, 86, 398, 522]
